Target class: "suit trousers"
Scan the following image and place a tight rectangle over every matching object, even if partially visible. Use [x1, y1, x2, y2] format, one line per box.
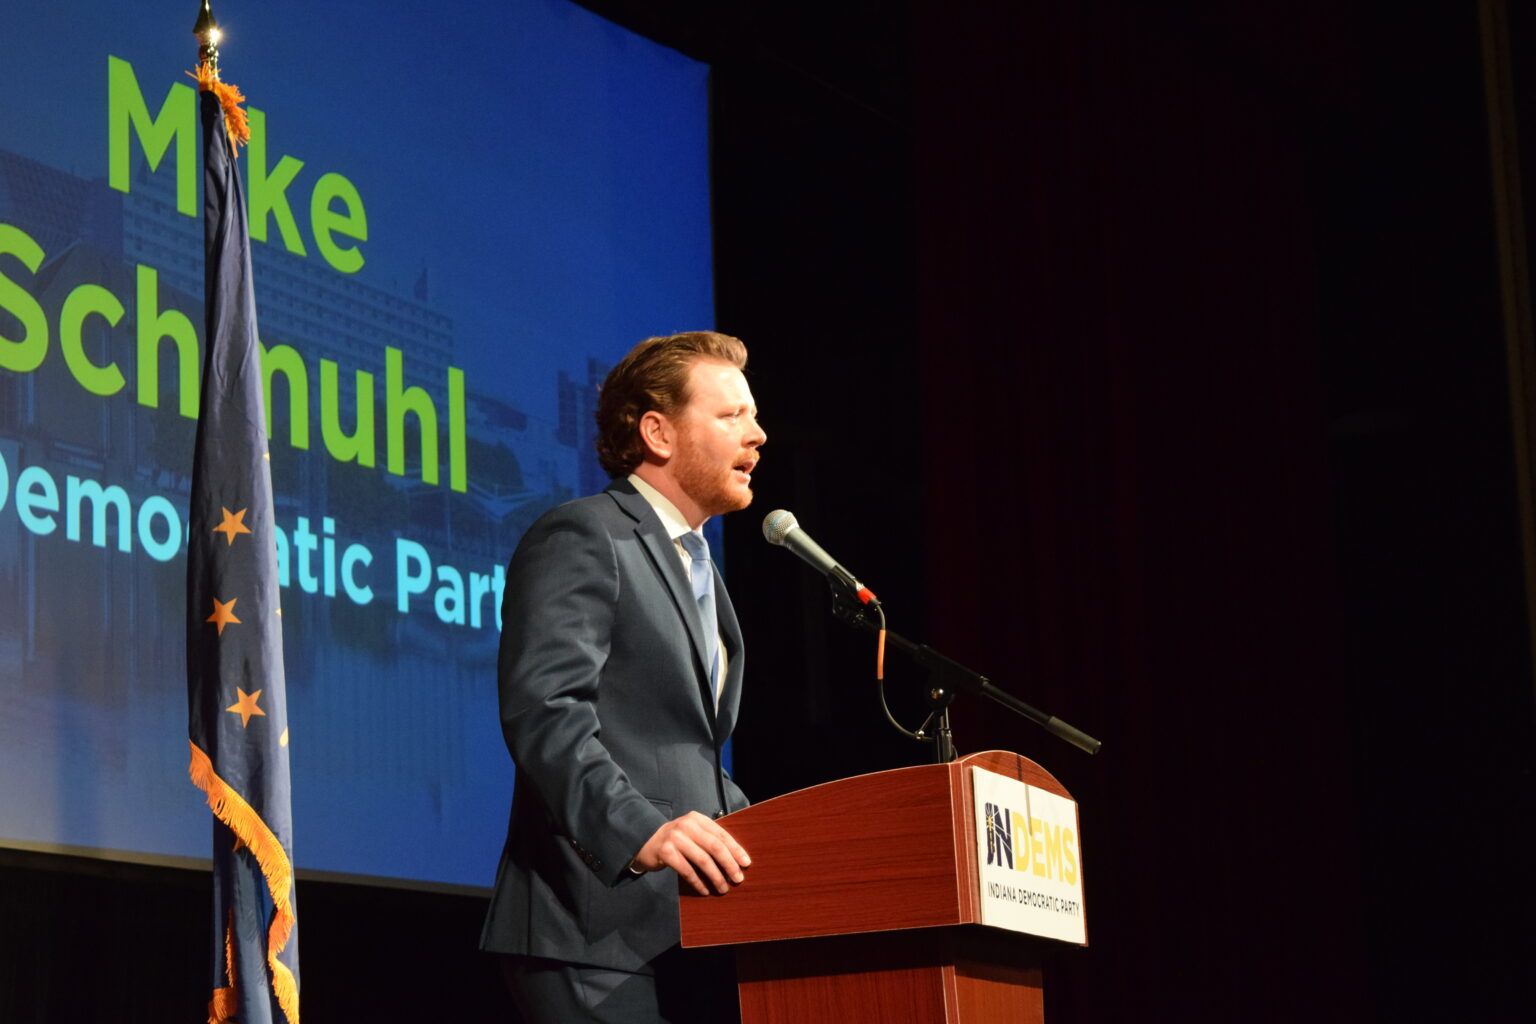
[499, 946, 739, 1024]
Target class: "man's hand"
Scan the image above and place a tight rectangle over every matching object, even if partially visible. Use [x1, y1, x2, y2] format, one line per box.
[630, 811, 750, 896]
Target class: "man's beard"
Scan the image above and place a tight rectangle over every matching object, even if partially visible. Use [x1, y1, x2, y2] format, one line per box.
[673, 446, 752, 518]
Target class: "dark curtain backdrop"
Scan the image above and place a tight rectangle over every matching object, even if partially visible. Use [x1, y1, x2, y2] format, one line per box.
[4, 2, 1535, 1021]
[909, 2, 1533, 1021]
[914, 3, 1363, 1019]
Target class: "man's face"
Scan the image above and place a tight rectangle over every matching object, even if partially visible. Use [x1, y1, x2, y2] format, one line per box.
[668, 359, 766, 519]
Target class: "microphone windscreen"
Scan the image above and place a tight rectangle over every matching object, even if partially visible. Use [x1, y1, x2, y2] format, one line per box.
[762, 509, 799, 546]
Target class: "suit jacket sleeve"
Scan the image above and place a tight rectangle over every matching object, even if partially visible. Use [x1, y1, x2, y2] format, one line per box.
[497, 503, 668, 886]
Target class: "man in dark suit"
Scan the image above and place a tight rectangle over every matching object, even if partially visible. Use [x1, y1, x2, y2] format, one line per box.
[481, 331, 766, 1022]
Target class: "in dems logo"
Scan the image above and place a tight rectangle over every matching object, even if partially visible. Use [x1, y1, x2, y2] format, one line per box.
[972, 769, 1086, 942]
[983, 801, 1079, 884]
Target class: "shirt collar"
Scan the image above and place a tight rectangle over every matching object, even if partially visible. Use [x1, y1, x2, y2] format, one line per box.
[627, 473, 701, 543]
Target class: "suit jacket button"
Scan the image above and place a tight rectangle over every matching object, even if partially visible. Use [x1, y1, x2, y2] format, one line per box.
[713, 809, 727, 820]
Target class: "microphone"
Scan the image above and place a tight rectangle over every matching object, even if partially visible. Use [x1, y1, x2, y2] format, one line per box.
[762, 510, 878, 605]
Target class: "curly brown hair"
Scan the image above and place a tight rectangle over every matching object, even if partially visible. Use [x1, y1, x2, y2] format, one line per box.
[594, 331, 749, 478]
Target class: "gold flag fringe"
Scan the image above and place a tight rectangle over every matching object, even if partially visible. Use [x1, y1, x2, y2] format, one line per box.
[209, 908, 238, 1024]
[188, 62, 251, 154]
[190, 740, 300, 1024]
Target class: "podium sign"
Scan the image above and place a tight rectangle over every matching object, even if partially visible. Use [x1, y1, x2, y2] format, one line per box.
[971, 767, 1088, 945]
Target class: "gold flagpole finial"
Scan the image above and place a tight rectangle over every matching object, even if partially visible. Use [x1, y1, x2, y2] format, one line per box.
[194, 0, 222, 76]
[189, 0, 249, 151]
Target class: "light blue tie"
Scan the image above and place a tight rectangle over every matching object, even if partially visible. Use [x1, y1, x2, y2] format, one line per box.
[678, 530, 720, 702]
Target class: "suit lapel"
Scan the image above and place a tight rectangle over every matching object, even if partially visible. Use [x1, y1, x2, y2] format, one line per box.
[608, 483, 719, 724]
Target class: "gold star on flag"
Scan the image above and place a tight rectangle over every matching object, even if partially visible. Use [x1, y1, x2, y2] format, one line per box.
[226, 688, 266, 728]
[212, 507, 252, 545]
[207, 597, 241, 635]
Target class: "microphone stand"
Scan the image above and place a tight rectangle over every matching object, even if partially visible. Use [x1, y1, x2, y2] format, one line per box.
[829, 586, 1102, 763]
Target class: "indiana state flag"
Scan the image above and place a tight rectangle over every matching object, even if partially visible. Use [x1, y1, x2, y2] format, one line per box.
[186, 63, 300, 1024]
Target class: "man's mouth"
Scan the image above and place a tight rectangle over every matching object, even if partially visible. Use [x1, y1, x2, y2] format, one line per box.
[733, 456, 757, 480]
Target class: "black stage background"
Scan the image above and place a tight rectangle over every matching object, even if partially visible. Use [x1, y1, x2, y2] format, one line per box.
[4, 1, 1535, 1020]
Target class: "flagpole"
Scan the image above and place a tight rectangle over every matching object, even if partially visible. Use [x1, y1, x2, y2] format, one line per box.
[187, 5, 300, 1022]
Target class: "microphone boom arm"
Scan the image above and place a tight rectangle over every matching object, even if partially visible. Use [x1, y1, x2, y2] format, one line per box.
[830, 589, 1102, 756]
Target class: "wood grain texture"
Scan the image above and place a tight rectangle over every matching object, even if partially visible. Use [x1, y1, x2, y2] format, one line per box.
[683, 763, 964, 946]
[734, 928, 1048, 1023]
[739, 955, 949, 1022]
[953, 957, 1045, 1023]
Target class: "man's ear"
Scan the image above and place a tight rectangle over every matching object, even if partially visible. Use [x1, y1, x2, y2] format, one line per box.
[638, 409, 673, 461]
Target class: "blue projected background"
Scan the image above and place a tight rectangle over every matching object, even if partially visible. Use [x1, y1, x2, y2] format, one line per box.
[0, 0, 714, 887]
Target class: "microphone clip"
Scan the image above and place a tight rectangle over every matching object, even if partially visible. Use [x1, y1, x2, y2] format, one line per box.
[829, 575, 880, 629]
[830, 566, 879, 608]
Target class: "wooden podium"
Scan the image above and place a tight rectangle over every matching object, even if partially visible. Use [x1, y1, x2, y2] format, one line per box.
[680, 750, 1086, 1023]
